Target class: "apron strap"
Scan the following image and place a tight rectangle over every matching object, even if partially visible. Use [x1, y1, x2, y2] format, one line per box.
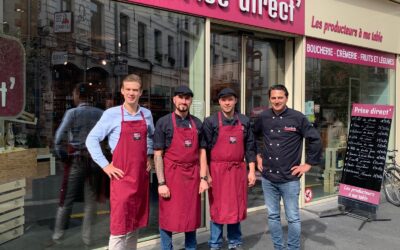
[120, 105, 124, 122]
[121, 105, 145, 122]
[172, 112, 196, 130]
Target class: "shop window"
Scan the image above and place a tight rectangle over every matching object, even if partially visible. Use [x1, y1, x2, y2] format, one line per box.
[120, 14, 129, 54]
[138, 22, 146, 58]
[305, 58, 395, 201]
[0, 2, 205, 249]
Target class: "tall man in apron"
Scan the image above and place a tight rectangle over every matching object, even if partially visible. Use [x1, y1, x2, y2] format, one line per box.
[86, 74, 154, 250]
[201, 88, 256, 250]
[154, 86, 209, 250]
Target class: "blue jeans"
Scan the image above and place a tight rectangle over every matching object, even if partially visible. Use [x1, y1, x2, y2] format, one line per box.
[261, 177, 301, 250]
[159, 228, 197, 250]
[208, 221, 242, 249]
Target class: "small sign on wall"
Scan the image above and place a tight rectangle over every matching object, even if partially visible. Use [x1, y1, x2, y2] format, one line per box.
[54, 12, 73, 33]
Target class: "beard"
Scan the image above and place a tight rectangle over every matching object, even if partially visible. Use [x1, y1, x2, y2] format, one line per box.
[176, 104, 189, 112]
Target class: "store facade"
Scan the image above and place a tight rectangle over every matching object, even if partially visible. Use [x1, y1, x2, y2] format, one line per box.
[0, 0, 399, 249]
[303, 0, 400, 205]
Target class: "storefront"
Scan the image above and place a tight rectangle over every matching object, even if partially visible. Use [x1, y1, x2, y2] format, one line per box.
[0, 0, 399, 249]
[302, 0, 400, 205]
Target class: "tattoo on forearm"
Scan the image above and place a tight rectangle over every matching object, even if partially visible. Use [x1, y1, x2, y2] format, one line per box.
[154, 155, 165, 182]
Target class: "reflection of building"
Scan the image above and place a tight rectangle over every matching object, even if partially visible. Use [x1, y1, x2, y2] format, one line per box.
[1, 0, 400, 248]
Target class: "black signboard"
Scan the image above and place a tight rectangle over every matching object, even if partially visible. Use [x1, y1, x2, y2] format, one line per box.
[339, 104, 393, 213]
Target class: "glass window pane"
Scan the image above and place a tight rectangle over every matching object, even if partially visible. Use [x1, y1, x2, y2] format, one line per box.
[0, 1, 205, 248]
[210, 26, 241, 114]
[305, 58, 395, 201]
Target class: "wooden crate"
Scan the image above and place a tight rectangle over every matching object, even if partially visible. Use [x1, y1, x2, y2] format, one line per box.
[0, 149, 37, 184]
[0, 179, 25, 245]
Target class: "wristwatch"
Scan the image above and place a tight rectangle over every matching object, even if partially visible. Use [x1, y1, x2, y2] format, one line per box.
[200, 176, 208, 181]
[158, 181, 166, 186]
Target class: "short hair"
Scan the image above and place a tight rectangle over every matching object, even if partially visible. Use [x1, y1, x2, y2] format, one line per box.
[121, 74, 142, 89]
[73, 82, 91, 99]
[268, 84, 289, 98]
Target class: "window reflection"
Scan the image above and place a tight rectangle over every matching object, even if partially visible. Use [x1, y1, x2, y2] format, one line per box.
[305, 59, 394, 201]
[0, 1, 204, 248]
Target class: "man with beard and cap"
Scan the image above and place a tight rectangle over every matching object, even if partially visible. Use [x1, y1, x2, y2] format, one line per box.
[201, 87, 256, 250]
[153, 85, 209, 250]
[86, 74, 154, 250]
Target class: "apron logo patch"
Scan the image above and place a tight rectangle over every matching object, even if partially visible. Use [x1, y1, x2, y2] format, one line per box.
[184, 139, 192, 147]
[229, 136, 237, 144]
[284, 126, 296, 132]
[132, 132, 142, 140]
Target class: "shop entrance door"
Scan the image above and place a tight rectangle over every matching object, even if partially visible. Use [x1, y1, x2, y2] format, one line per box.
[210, 25, 286, 210]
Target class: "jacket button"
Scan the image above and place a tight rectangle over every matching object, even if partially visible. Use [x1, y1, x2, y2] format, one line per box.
[270, 129, 273, 132]
[269, 170, 272, 172]
[269, 157, 272, 159]
[277, 170, 280, 173]
[273, 117, 275, 119]
[270, 143, 272, 146]
[276, 157, 279, 160]
[280, 116, 283, 119]
[277, 144, 280, 146]
[278, 130, 281, 133]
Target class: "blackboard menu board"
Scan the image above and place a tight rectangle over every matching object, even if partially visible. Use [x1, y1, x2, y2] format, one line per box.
[339, 104, 393, 206]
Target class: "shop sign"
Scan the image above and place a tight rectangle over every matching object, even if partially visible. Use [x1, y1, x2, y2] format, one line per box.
[0, 35, 25, 117]
[54, 12, 73, 33]
[339, 103, 393, 206]
[128, 0, 305, 35]
[310, 16, 383, 44]
[51, 51, 68, 65]
[306, 38, 396, 69]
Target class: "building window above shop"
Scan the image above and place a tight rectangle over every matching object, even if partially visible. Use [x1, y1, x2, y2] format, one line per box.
[90, 0, 104, 51]
[154, 29, 163, 63]
[61, 0, 72, 11]
[120, 14, 129, 54]
[184, 40, 190, 68]
[138, 22, 146, 58]
[167, 35, 175, 66]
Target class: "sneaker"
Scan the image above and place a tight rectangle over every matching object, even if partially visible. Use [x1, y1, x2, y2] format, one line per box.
[229, 245, 244, 250]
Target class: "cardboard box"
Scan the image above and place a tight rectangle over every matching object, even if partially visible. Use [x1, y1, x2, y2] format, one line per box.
[0, 149, 37, 184]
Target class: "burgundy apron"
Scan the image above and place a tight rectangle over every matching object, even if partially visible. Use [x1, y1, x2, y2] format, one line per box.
[159, 112, 201, 232]
[110, 106, 149, 235]
[209, 112, 247, 224]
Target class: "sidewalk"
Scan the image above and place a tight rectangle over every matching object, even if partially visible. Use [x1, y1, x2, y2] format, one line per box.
[139, 198, 400, 250]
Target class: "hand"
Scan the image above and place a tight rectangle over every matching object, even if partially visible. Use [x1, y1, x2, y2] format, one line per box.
[199, 179, 209, 194]
[146, 156, 153, 172]
[158, 185, 171, 199]
[207, 174, 213, 187]
[103, 162, 124, 180]
[291, 163, 312, 177]
[256, 154, 263, 172]
[248, 171, 256, 187]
